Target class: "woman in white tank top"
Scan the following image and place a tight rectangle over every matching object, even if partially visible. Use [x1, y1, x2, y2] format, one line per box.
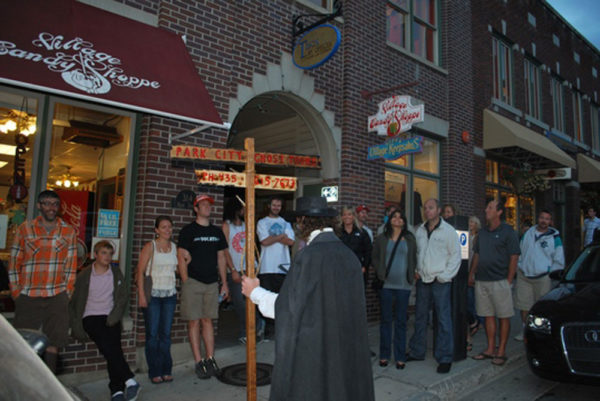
[136, 216, 178, 384]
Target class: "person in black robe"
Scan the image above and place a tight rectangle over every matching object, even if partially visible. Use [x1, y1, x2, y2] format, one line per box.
[242, 196, 375, 401]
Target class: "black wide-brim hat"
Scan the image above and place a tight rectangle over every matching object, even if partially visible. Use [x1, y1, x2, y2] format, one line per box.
[293, 196, 338, 217]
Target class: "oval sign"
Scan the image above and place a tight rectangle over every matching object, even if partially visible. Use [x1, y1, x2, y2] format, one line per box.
[293, 24, 341, 70]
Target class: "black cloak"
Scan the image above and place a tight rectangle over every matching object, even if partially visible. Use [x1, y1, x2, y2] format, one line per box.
[270, 231, 375, 401]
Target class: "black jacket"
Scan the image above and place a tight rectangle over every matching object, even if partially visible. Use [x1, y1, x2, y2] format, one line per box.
[270, 231, 375, 401]
[338, 226, 372, 268]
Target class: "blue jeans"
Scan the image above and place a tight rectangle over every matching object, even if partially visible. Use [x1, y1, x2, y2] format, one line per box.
[379, 288, 411, 362]
[143, 294, 176, 378]
[408, 280, 454, 363]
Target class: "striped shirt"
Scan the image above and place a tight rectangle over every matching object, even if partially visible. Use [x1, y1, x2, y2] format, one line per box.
[8, 216, 77, 299]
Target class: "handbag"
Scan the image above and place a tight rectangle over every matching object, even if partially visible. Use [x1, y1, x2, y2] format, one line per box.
[372, 236, 402, 290]
[143, 241, 155, 301]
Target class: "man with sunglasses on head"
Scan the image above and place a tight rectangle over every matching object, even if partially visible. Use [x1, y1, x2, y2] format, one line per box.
[8, 190, 78, 374]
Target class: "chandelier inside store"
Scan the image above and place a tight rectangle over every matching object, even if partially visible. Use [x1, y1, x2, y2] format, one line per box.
[0, 109, 37, 136]
[54, 167, 79, 188]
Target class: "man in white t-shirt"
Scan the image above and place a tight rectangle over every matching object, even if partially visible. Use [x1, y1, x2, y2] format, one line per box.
[583, 206, 600, 247]
[257, 196, 295, 338]
[257, 196, 295, 288]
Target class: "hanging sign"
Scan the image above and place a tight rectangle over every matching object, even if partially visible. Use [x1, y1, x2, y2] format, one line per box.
[171, 146, 320, 169]
[368, 95, 424, 137]
[292, 24, 341, 70]
[195, 169, 297, 191]
[367, 135, 424, 161]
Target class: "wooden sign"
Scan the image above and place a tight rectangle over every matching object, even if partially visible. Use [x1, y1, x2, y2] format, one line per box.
[195, 169, 297, 191]
[172, 145, 321, 169]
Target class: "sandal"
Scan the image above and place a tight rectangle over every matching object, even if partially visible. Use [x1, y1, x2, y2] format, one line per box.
[162, 375, 173, 382]
[491, 355, 508, 366]
[151, 376, 164, 384]
[472, 352, 494, 360]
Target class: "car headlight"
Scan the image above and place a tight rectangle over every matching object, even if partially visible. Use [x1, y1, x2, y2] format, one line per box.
[527, 314, 551, 334]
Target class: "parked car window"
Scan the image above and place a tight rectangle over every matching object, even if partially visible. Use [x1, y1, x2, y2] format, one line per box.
[564, 245, 600, 282]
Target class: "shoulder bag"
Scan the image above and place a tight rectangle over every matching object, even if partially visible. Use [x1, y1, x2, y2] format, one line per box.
[143, 241, 155, 301]
[372, 236, 402, 290]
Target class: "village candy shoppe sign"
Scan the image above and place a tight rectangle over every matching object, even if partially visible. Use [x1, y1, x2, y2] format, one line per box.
[368, 95, 424, 137]
[367, 95, 425, 161]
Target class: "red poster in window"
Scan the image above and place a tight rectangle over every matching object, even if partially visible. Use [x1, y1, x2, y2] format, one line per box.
[55, 189, 91, 243]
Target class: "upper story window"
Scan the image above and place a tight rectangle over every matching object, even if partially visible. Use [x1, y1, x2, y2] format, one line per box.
[298, 0, 334, 12]
[492, 37, 513, 105]
[386, 0, 439, 64]
[572, 91, 583, 142]
[551, 77, 565, 132]
[591, 104, 600, 152]
[524, 59, 541, 120]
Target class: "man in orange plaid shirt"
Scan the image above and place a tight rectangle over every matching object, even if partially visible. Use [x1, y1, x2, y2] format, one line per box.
[8, 190, 77, 373]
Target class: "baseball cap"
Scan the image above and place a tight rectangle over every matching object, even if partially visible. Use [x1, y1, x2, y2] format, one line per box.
[356, 204, 370, 213]
[194, 194, 214, 206]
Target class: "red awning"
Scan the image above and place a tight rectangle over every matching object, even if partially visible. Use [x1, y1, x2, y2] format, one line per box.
[0, 0, 224, 127]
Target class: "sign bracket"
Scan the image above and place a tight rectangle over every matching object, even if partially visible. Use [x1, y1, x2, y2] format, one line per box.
[291, 0, 342, 51]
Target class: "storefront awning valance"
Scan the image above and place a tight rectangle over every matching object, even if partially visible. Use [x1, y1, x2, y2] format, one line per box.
[483, 109, 576, 169]
[0, 0, 224, 127]
[577, 153, 600, 183]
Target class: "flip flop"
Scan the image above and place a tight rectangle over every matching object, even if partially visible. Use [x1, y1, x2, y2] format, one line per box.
[491, 355, 508, 366]
[472, 352, 494, 360]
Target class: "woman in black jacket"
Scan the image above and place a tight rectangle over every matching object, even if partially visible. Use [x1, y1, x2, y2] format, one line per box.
[371, 210, 417, 370]
[337, 206, 372, 284]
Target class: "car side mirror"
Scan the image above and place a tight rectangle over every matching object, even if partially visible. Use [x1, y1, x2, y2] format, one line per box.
[549, 270, 563, 281]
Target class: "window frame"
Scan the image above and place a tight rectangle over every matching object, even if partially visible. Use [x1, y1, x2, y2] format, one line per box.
[551, 77, 565, 132]
[572, 91, 584, 143]
[524, 58, 542, 120]
[591, 103, 600, 152]
[384, 133, 440, 227]
[386, 0, 441, 65]
[296, 0, 334, 13]
[492, 37, 513, 106]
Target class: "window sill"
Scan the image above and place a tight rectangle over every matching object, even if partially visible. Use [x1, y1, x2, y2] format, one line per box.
[573, 139, 590, 151]
[386, 42, 448, 75]
[524, 114, 549, 131]
[491, 98, 523, 117]
[549, 128, 571, 142]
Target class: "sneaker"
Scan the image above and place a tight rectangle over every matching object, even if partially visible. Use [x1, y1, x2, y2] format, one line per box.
[205, 356, 222, 377]
[195, 360, 210, 379]
[514, 333, 524, 341]
[125, 383, 140, 401]
[111, 392, 125, 401]
[437, 363, 452, 374]
[238, 336, 247, 345]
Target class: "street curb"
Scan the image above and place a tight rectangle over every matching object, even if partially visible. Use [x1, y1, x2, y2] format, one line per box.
[427, 352, 527, 400]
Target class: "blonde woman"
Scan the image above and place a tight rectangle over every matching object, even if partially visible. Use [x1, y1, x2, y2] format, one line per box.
[337, 206, 372, 285]
[137, 215, 178, 384]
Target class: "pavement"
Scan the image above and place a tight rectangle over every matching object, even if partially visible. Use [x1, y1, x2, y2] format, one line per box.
[70, 314, 527, 401]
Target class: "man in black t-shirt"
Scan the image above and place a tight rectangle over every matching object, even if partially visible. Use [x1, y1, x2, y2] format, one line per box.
[178, 194, 229, 379]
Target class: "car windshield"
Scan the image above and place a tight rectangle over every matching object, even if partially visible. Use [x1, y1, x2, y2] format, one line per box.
[563, 245, 600, 282]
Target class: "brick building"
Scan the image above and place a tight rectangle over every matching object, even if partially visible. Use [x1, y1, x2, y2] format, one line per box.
[0, 0, 598, 379]
[472, 0, 600, 263]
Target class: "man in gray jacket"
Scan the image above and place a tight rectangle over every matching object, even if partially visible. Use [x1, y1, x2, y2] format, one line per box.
[407, 199, 461, 374]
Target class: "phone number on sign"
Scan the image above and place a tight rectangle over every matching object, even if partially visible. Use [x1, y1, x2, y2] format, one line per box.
[195, 170, 297, 191]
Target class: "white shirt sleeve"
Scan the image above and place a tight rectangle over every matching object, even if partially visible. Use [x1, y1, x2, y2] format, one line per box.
[257, 219, 269, 241]
[249, 286, 278, 319]
[285, 221, 295, 241]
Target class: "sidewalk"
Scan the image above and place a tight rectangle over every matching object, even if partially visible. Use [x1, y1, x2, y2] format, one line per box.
[72, 314, 526, 401]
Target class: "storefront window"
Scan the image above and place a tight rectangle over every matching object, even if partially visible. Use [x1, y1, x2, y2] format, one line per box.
[47, 102, 131, 267]
[485, 162, 534, 233]
[385, 134, 439, 228]
[414, 138, 439, 174]
[0, 91, 39, 270]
